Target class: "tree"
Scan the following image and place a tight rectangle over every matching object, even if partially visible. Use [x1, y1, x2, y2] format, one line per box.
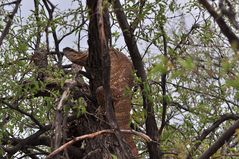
[1, 0, 239, 158]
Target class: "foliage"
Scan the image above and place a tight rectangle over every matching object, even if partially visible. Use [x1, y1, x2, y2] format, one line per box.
[1, 0, 239, 158]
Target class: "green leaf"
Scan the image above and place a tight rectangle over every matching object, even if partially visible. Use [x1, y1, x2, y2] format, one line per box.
[226, 77, 239, 89]
[179, 57, 195, 70]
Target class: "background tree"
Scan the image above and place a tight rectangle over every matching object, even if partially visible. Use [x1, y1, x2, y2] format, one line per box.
[1, 0, 239, 158]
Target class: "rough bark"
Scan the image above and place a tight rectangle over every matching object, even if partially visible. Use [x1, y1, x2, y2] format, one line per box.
[80, 0, 132, 158]
[97, 1, 132, 157]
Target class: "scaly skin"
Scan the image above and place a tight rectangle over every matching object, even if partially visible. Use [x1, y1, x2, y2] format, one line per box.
[63, 47, 138, 157]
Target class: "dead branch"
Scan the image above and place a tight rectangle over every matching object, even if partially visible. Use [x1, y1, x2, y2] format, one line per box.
[46, 129, 152, 159]
[53, 80, 76, 151]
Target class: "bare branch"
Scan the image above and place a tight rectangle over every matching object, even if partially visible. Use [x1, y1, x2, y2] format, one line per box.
[46, 129, 152, 159]
[53, 84, 71, 150]
[52, 80, 79, 159]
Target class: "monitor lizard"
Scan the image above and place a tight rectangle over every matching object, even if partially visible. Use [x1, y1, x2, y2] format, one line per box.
[63, 47, 138, 157]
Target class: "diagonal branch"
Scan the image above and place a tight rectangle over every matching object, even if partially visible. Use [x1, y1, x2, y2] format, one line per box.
[0, 1, 19, 7]
[187, 114, 239, 159]
[4, 125, 51, 158]
[0, 100, 43, 129]
[198, 0, 239, 50]
[198, 119, 239, 159]
[0, 0, 21, 47]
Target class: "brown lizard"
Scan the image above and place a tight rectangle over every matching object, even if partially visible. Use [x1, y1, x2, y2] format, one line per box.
[63, 47, 138, 157]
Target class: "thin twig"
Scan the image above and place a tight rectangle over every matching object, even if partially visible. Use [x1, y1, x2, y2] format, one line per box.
[0, 1, 18, 7]
[0, 100, 43, 129]
[159, 25, 168, 136]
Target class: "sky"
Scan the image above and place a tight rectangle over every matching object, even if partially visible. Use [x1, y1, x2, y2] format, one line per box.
[20, 0, 87, 50]
[1, 0, 198, 56]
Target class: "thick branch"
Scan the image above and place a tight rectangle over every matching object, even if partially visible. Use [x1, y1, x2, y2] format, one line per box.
[2, 136, 51, 148]
[97, 0, 131, 158]
[54, 84, 71, 150]
[187, 114, 239, 159]
[4, 125, 51, 158]
[198, 119, 239, 159]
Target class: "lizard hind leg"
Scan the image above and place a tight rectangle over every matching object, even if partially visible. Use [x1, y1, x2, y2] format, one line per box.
[95, 85, 120, 111]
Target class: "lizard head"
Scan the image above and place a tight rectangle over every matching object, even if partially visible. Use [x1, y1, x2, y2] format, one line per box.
[63, 47, 87, 66]
[63, 47, 80, 63]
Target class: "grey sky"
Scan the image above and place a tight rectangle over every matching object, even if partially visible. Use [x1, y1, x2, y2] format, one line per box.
[20, 0, 87, 50]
